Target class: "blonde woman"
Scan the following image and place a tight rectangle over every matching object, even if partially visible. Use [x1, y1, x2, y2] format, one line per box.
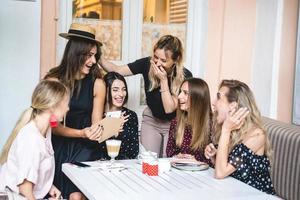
[0, 80, 69, 200]
[166, 78, 212, 164]
[205, 79, 275, 194]
[99, 35, 192, 156]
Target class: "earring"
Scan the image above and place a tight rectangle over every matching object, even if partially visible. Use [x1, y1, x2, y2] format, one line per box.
[49, 114, 58, 128]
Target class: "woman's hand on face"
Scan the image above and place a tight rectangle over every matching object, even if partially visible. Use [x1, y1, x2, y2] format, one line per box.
[204, 143, 217, 159]
[222, 107, 249, 132]
[83, 122, 103, 141]
[150, 60, 167, 81]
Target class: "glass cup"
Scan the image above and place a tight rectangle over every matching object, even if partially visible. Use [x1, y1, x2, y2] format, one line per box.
[138, 151, 158, 164]
[106, 139, 122, 164]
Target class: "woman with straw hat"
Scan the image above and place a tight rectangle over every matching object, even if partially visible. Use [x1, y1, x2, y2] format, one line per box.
[44, 23, 106, 200]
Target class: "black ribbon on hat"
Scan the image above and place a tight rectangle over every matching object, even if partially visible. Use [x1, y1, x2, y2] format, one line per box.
[69, 29, 95, 39]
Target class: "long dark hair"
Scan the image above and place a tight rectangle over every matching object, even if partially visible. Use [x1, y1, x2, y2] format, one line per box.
[45, 38, 102, 94]
[104, 72, 128, 108]
[176, 78, 212, 150]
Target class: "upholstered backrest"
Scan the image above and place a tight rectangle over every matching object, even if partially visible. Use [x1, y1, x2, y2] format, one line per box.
[262, 117, 300, 200]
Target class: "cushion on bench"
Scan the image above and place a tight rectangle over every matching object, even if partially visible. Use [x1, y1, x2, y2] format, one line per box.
[263, 117, 300, 200]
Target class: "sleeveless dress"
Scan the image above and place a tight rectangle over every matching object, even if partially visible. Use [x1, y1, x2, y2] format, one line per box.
[52, 74, 101, 198]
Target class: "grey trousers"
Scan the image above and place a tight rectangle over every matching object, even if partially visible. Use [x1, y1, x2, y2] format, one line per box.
[140, 107, 171, 157]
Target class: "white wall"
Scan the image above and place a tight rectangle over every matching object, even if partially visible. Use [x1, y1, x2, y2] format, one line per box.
[252, 0, 281, 117]
[0, 0, 41, 150]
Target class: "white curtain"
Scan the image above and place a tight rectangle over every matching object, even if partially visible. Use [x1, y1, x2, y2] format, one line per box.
[293, 3, 300, 126]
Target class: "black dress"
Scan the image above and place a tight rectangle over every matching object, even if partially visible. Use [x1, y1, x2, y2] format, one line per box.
[98, 107, 139, 160]
[52, 74, 101, 198]
[229, 143, 276, 195]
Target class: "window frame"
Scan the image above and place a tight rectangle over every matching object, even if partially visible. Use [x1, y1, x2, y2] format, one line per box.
[57, 0, 208, 121]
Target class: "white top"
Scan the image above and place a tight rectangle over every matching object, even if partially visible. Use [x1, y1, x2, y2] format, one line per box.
[0, 121, 54, 199]
[62, 160, 280, 200]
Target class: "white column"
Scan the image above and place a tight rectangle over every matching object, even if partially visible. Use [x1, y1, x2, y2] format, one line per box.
[185, 0, 208, 78]
[251, 0, 283, 118]
[0, 0, 41, 149]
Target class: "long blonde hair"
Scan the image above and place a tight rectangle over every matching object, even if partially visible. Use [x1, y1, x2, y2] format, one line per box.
[0, 80, 69, 164]
[148, 35, 185, 95]
[176, 78, 212, 151]
[213, 80, 272, 158]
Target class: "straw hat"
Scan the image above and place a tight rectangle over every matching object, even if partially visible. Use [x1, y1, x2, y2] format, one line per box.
[59, 23, 102, 46]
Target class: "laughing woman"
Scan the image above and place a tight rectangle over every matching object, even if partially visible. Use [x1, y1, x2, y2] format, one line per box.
[44, 23, 106, 200]
[99, 72, 139, 160]
[205, 79, 275, 194]
[166, 78, 212, 164]
[99, 35, 192, 157]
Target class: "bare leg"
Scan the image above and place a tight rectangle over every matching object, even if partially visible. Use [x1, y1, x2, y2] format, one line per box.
[69, 192, 86, 200]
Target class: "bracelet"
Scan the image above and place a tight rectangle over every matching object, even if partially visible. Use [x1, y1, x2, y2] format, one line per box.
[159, 89, 169, 93]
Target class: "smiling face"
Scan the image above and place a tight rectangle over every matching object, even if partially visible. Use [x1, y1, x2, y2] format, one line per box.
[212, 86, 232, 124]
[110, 79, 127, 110]
[80, 45, 97, 76]
[178, 81, 190, 111]
[152, 48, 175, 73]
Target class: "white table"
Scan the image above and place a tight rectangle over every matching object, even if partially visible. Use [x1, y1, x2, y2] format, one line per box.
[62, 159, 280, 200]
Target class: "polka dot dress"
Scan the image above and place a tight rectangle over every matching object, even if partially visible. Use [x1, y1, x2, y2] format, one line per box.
[99, 107, 139, 160]
[229, 143, 275, 195]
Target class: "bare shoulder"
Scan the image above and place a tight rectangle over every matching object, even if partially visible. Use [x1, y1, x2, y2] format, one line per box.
[243, 128, 266, 154]
[94, 78, 106, 95]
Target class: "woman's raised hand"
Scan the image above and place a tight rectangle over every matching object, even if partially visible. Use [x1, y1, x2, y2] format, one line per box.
[222, 107, 249, 132]
[150, 60, 167, 81]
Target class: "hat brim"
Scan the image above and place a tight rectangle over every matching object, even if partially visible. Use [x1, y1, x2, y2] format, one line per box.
[59, 33, 102, 46]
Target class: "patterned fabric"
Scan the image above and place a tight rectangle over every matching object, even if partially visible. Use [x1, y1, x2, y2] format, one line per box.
[98, 107, 139, 160]
[166, 118, 210, 164]
[263, 117, 300, 200]
[228, 143, 275, 194]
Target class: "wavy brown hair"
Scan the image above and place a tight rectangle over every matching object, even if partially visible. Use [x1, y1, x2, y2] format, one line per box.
[44, 38, 102, 94]
[176, 78, 212, 151]
[148, 35, 185, 95]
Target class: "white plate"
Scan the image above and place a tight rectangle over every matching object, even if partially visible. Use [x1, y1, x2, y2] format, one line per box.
[171, 163, 209, 171]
